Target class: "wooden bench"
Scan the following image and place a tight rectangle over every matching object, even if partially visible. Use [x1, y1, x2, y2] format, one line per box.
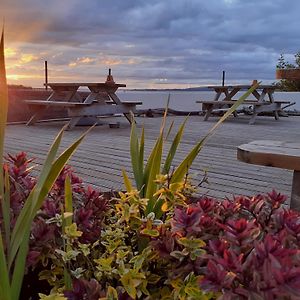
[24, 100, 91, 107]
[196, 100, 291, 124]
[24, 99, 142, 129]
[24, 81, 142, 130]
[237, 140, 300, 210]
[25, 100, 142, 107]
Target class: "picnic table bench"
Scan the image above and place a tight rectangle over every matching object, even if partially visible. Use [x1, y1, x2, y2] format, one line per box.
[237, 140, 300, 210]
[196, 84, 291, 124]
[24, 82, 142, 130]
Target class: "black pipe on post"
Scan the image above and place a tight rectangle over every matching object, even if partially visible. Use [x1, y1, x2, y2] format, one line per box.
[45, 61, 48, 90]
[222, 70, 225, 86]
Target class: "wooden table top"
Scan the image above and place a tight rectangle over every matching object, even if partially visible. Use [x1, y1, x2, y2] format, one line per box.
[45, 82, 126, 88]
[237, 140, 300, 171]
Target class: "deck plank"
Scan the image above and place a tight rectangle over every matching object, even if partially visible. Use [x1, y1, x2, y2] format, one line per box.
[5, 115, 300, 202]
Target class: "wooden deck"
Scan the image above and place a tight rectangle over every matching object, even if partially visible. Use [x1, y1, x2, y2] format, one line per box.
[5, 115, 300, 204]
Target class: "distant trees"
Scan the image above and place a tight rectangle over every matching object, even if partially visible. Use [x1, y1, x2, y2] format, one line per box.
[276, 52, 300, 91]
[8, 84, 32, 89]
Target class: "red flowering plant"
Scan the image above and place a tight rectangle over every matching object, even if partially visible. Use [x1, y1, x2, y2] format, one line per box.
[155, 191, 300, 299]
[3, 151, 300, 300]
[1, 152, 110, 298]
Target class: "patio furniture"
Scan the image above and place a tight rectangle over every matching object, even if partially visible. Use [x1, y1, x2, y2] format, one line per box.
[237, 140, 300, 210]
[197, 84, 290, 124]
[25, 82, 142, 130]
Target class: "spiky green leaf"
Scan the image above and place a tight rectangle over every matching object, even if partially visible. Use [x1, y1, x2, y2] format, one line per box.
[163, 117, 188, 174]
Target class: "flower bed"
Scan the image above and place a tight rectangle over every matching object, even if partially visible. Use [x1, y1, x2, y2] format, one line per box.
[3, 152, 300, 300]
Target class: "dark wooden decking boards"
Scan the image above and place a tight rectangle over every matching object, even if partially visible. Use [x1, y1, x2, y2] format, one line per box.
[4, 115, 300, 205]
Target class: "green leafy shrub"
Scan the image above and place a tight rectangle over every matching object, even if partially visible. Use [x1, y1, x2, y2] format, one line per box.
[2, 152, 300, 299]
[0, 28, 90, 300]
[126, 87, 258, 220]
[2, 153, 215, 299]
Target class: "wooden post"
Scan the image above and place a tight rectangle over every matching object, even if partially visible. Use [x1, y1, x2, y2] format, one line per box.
[222, 70, 225, 86]
[45, 61, 48, 90]
[106, 68, 115, 83]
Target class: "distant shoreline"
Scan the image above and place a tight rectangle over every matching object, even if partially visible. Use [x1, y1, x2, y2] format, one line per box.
[127, 87, 211, 92]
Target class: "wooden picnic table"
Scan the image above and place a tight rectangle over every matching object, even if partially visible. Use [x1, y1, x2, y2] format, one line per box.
[237, 140, 300, 210]
[196, 84, 290, 124]
[25, 82, 142, 130]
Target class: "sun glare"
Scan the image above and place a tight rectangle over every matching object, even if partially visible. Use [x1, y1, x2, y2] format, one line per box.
[6, 74, 21, 80]
[6, 73, 43, 81]
[4, 47, 17, 57]
[20, 54, 38, 64]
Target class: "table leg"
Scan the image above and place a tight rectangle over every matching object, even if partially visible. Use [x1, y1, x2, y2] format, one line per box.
[67, 116, 99, 130]
[66, 117, 82, 130]
[249, 105, 258, 125]
[290, 170, 300, 211]
[267, 92, 280, 120]
[203, 104, 213, 121]
[26, 107, 47, 125]
[107, 92, 132, 123]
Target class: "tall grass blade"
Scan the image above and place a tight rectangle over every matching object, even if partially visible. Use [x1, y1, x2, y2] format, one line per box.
[170, 84, 259, 184]
[8, 125, 66, 265]
[63, 175, 72, 290]
[143, 136, 159, 198]
[143, 98, 170, 196]
[130, 120, 143, 190]
[144, 134, 163, 214]
[64, 175, 73, 227]
[170, 140, 204, 184]
[11, 230, 30, 300]
[0, 27, 11, 300]
[0, 235, 11, 300]
[165, 120, 174, 141]
[122, 169, 133, 192]
[0, 28, 8, 197]
[138, 127, 144, 181]
[162, 117, 188, 174]
[3, 168, 11, 248]
[9, 126, 92, 267]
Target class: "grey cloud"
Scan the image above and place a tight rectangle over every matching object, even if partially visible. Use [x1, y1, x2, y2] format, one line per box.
[3, 0, 300, 87]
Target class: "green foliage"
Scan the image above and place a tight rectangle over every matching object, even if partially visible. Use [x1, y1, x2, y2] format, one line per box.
[39, 293, 67, 300]
[32, 172, 214, 299]
[171, 273, 214, 300]
[125, 85, 259, 220]
[0, 28, 89, 300]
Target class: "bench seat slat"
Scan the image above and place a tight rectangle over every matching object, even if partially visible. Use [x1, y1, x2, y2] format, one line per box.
[196, 100, 265, 106]
[24, 100, 90, 107]
[25, 100, 142, 107]
[196, 100, 291, 105]
[122, 101, 143, 105]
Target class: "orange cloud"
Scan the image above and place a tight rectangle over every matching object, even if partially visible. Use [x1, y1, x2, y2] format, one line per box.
[19, 54, 39, 64]
[100, 58, 122, 66]
[100, 57, 139, 66]
[69, 56, 96, 67]
[6, 73, 43, 81]
[4, 48, 17, 58]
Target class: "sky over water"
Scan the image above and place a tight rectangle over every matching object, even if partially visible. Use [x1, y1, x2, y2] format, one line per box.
[2, 0, 300, 88]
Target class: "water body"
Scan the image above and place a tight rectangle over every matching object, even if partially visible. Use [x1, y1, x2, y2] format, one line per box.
[117, 91, 300, 111]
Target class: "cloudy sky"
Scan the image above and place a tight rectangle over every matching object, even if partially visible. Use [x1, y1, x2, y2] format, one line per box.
[2, 0, 300, 88]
